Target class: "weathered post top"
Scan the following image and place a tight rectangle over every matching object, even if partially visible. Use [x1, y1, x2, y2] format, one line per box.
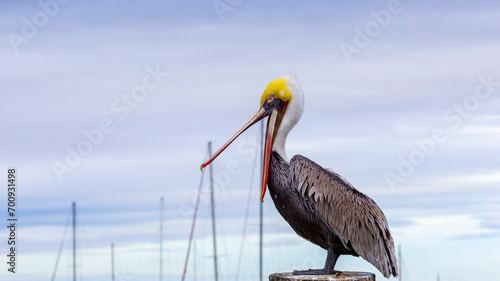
[269, 272, 375, 281]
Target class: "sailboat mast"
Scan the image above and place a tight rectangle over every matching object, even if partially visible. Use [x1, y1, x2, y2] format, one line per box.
[208, 142, 219, 281]
[72, 202, 76, 281]
[160, 197, 164, 281]
[398, 244, 402, 281]
[111, 243, 115, 281]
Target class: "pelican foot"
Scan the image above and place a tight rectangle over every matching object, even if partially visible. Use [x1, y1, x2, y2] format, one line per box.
[292, 269, 342, 275]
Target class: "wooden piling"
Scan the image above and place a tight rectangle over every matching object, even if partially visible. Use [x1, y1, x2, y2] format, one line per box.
[269, 272, 375, 281]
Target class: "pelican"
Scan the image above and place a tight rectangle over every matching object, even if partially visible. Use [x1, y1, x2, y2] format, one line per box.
[200, 75, 398, 278]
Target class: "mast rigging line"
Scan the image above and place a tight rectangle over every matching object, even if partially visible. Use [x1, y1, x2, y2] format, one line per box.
[50, 207, 72, 281]
[181, 148, 207, 281]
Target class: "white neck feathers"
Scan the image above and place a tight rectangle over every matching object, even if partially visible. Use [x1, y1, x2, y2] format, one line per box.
[272, 75, 304, 162]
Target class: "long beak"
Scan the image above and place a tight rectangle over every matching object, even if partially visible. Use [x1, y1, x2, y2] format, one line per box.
[261, 109, 278, 202]
[200, 104, 284, 202]
[200, 107, 266, 171]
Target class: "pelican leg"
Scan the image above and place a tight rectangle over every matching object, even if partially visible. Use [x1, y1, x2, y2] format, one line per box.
[293, 247, 341, 275]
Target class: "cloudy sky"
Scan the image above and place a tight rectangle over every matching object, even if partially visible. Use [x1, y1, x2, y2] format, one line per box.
[1, 1, 500, 281]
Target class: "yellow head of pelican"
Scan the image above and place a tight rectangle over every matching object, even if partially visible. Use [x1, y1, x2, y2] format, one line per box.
[201, 74, 304, 202]
[260, 77, 293, 105]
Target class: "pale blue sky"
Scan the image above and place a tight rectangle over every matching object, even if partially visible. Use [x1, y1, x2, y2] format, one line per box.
[1, 1, 500, 281]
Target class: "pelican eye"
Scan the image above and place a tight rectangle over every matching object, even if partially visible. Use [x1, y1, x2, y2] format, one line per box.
[267, 95, 275, 103]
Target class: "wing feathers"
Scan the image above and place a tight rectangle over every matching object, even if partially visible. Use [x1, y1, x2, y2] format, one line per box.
[290, 155, 398, 278]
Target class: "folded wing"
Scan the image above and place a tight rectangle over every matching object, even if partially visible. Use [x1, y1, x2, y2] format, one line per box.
[290, 155, 398, 278]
